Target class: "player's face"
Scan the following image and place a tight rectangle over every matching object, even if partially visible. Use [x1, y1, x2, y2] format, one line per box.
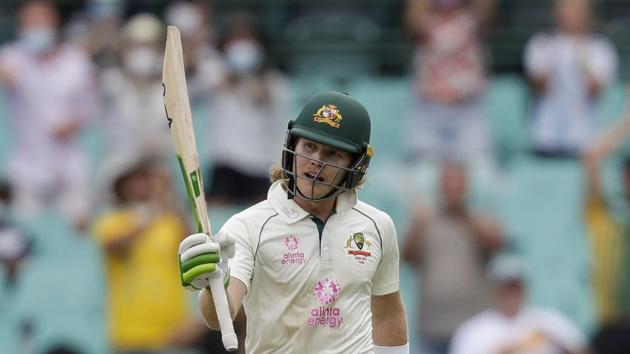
[293, 138, 353, 200]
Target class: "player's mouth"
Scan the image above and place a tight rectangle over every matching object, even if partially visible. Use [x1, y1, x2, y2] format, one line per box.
[304, 172, 325, 183]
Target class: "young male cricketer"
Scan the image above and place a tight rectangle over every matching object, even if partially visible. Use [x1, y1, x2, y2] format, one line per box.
[178, 92, 409, 353]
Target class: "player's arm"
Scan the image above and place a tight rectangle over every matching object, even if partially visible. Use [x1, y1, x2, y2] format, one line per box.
[199, 277, 247, 330]
[371, 291, 409, 352]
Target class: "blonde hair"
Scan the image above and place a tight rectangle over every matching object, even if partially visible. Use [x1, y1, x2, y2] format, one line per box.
[269, 164, 286, 183]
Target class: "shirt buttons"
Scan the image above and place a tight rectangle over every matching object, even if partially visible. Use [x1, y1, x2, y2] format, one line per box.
[323, 247, 329, 252]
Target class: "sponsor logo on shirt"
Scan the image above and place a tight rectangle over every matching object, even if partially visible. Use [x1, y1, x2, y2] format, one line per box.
[344, 232, 372, 264]
[281, 235, 305, 265]
[307, 277, 343, 328]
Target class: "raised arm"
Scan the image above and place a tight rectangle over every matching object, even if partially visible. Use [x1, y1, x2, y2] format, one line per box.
[582, 112, 630, 200]
[199, 277, 247, 330]
[466, 212, 504, 255]
[402, 203, 430, 265]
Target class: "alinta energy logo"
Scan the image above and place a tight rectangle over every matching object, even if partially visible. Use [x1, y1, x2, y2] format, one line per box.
[281, 235, 305, 265]
[308, 277, 343, 328]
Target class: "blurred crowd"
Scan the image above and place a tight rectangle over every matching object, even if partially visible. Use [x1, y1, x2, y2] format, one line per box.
[0, 0, 628, 353]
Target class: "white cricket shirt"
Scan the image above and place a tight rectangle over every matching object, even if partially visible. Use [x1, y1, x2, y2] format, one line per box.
[223, 181, 400, 354]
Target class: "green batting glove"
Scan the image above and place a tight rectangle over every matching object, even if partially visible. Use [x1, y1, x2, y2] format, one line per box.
[178, 232, 234, 290]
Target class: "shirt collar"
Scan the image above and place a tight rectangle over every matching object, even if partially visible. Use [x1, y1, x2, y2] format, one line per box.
[267, 181, 358, 224]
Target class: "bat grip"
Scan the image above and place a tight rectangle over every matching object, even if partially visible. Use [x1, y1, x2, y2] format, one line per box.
[209, 269, 238, 351]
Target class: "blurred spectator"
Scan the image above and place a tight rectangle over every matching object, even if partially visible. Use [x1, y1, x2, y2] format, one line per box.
[164, 0, 224, 104]
[0, 180, 32, 291]
[204, 14, 289, 206]
[450, 255, 588, 354]
[403, 0, 495, 162]
[524, 0, 617, 157]
[403, 161, 503, 354]
[91, 156, 198, 353]
[0, 0, 97, 227]
[66, 0, 124, 68]
[582, 113, 630, 324]
[99, 14, 171, 186]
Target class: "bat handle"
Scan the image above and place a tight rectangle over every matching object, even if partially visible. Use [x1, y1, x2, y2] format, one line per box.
[208, 269, 239, 351]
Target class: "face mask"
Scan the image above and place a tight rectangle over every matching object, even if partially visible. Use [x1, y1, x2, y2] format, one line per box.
[224, 40, 263, 76]
[19, 27, 57, 54]
[166, 4, 203, 38]
[124, 47, 160, 77]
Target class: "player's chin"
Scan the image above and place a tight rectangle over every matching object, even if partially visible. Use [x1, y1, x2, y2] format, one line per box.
[296, 180, 334, 199]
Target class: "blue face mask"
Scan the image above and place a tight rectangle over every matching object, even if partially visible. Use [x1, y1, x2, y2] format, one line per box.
[19, 27, 57, 54]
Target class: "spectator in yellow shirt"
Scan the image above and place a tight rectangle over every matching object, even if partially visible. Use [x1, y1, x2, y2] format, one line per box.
[92, 156, 199, 353]
[583, 113, 630, 324]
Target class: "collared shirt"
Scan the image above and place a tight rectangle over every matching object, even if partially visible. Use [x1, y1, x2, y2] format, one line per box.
[224, 181, 400, 354]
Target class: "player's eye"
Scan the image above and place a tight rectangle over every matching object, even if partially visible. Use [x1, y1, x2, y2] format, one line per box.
[304, 142, 316, 151]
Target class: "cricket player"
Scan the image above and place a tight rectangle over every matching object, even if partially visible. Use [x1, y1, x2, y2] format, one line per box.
[178, 92, 409, 353]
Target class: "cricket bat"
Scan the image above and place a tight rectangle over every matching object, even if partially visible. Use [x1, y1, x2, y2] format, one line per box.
[162, 26, 238, 351]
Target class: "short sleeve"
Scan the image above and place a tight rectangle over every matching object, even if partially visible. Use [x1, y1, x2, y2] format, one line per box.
[371, 214, 400, 296]
[524, 33, 551, 78]
[221, 215, 255, 291]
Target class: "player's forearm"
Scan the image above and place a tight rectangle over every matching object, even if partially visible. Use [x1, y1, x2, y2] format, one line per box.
[373, 312, 408, 346]
[199, 286, 239, 330]
[199, 277, 246, 330]
[372, 293, 408, 346]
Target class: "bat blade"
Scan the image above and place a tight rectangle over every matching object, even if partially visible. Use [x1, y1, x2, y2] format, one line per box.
[162, 26, 210, 236]
[163, 25, 238, 352]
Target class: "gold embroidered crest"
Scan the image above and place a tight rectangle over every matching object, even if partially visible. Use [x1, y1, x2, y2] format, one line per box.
[313, 104, 342, 128]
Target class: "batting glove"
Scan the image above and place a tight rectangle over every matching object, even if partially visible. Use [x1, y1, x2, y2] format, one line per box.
[178, 232, 235, 291]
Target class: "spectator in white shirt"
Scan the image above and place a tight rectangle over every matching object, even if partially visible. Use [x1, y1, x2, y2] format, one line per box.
[524, 0, 617, 157]
[450, 255, 588, 354]
[0, 0, 97, 227]
[204, 14, 289, 206]
[164, 1, 224, 105]
[99, 13, 171, 196]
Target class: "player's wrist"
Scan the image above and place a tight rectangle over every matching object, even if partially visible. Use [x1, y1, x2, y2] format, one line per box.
[373, 343, 409, 354]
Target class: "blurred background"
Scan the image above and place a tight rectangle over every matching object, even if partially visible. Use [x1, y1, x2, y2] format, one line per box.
[0, 0, 629, 353]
